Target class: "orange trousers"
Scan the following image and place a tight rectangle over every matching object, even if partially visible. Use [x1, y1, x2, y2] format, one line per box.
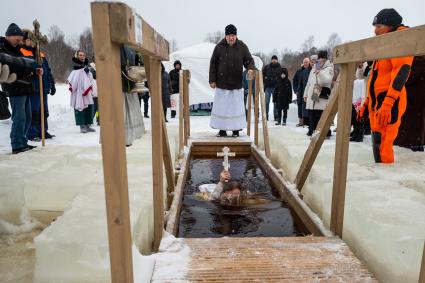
[369, 96, 407, 163]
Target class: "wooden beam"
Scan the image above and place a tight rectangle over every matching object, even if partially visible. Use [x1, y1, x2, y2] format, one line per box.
[254, 71, 260, 146]
[107, 2, 169, 60]
[330, 63, 356, 237]
[149, 58, 164, 252]
[91, 3, 134, 282]
[294, 79, 340, 191]
[165, 147, 192, 235]
[162, 112, 175, 210]
[333, 24, 425, 64]
[251, 146, 333, 237]
[420, 242, 425, 283]
[247, 77, 253, 136]
[183, 70, 190, 145]
[178, 71, 184, 156]
[258, 72, 271, 158]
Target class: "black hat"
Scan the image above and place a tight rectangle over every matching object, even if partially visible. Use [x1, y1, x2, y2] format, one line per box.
[373, 9, 402, 27]
[5, 23, 23, 37]
[174, 60, 182, 67]
[271, 55, 278, 60]
[225, 24, 237, 36]
[318, 50, 328, 59]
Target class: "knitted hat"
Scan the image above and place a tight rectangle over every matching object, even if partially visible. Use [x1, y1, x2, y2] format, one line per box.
[173, 60, 182, 67]
[271, 55, 278, 60]
[373, 8, 402, 27]
[225, 24, 237, 36]
[318, 50, 328, 59]
[310, 54, 318, 61]
[5, 23, 23, 37]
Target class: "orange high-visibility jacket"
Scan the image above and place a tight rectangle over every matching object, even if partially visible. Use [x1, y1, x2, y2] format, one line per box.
[365, 26, 414, 124]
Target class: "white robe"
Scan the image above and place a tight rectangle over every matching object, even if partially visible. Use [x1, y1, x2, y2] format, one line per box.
[210, 88, 246, 131]
[67, 69, 96, 111]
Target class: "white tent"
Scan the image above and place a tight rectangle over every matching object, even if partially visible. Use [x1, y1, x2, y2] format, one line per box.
[163, 42, 264, 105]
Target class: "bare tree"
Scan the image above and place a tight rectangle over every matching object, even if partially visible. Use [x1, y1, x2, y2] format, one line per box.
[204, 31, 225, 44]
[79, 28, 94, 61]
[43, 25, 75, 82]
[326, 32, 342, 60]
[301, 35, 315, 53]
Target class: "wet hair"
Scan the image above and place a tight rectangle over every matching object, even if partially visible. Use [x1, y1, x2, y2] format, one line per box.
[222, 181, 242, 193]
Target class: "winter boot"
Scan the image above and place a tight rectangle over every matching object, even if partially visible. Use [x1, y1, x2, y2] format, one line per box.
[86, 125, 96, 132]
[232, 130, 240, 137]
[80, 125, 88, 133]
[216, 130, 227, 137]
[282, 118, 287, 125]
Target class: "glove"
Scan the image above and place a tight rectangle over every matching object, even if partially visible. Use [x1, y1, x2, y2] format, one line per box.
[246, 69, 255, 80]
[357, 104, 368, 122]
[50, 85, 56, 96]
[376, 99, 393, 126]
[0, 63, 17, 83]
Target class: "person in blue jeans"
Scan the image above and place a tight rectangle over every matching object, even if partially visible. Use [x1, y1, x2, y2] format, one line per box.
[0, 23, 42, 154]
[262, 55, 281, 121]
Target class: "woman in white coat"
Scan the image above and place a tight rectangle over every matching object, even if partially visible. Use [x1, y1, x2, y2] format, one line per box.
[303, 50, 334, 136]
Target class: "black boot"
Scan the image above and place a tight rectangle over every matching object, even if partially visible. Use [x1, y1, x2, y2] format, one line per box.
[216, 130, 227, 137]
[232, 130, 239, 137]
[282, 118, 286, 125]
[371, 132, 382, 163]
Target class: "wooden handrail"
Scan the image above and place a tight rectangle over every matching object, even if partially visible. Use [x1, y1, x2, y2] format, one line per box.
[333, 24, 425, 64]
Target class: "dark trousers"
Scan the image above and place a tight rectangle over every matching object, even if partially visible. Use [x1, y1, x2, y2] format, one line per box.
[9, 95, 31, 150]
[308, 109, 323, 134]
[296, 93, 303, 119]
[74, 104, 94, 126]
[138, 93, 149, 115]
[28, 93, 49, 139]
[276, 105, 288, 124]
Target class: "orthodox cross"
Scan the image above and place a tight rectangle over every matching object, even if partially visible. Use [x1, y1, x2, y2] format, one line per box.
[217, 146, 235, 171]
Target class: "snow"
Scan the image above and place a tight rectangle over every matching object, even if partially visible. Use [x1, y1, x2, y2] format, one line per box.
[0, 84, 179, 282]
[260, 104, 425, 283]
[0, 79, 424, 282]
[163, 42, 264, 105]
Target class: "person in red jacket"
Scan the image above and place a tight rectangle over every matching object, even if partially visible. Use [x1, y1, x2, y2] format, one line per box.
[358, 9, 414, 163]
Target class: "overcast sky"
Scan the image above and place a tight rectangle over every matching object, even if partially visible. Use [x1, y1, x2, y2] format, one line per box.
[1, 0, 424, 54]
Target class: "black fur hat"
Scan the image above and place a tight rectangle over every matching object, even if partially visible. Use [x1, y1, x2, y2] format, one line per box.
[225, 24, 237, 36]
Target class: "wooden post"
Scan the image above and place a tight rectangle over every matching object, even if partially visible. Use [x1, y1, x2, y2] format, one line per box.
[162, 110, 175, 209]
[149, 57, 164, 252]
[419, 242, 425, 283]
[294, 79, 340, 191]
[254, 71, 260, 146]
[91, 3, 133, 282]
[258, 72, 271, 158]
[246, 77, 253, 136]
[330, 63, 356, 237]
[185, 71, 191, 138]
[183, 71, 190, 145]
[178, 71, 184, 155]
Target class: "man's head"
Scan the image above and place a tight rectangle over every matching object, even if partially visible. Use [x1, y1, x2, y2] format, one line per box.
[23, 31, 34, 47]
[225, 24, 237, 46]
[302, 57, 310, 68]
[75, 50, 86, 62]
[174, 60, 182, 70]
[373, 8, 402, 36]
[5, 23, 24, 47]
[271, 55, 278, 64]
[310, 55, 318, 66]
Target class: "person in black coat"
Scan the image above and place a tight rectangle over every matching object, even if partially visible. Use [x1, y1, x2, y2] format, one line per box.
[169, 60, 181, 118]
[273, 68, 292, 125]
[297, 55, 316, 127]
[292, 58, 310, 126]
[161, 63, 172, 122]
[262, 55, 281, 120]
[0, 23, 42, 154]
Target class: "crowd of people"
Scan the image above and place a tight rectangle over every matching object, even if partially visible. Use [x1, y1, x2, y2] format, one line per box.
[208, 8, 424, 164]
[1, 7, 423, 163]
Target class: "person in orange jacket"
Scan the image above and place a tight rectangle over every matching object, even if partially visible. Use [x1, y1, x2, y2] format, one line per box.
[358, 9, 414, 163]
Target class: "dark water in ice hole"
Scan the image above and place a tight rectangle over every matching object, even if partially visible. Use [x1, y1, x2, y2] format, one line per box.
[178, 158, 302, 238]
